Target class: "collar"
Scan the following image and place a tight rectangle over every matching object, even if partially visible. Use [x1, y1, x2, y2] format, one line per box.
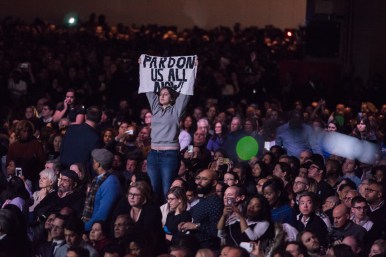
[352, 216, 371, 226]
[53, 239, 64, 245]
[43, 117, 53, 123]
[57, 190, 74, 198]
[369, 200, 384, 212]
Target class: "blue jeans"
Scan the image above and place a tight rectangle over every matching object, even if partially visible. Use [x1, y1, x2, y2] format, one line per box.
[147, 149, 180, 203]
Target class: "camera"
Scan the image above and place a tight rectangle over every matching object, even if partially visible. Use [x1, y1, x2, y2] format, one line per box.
[15, 167, 23, 177]
[19, 63, 29, 69]
[226, 197, 235, 206]
[125, 130, 134, 135]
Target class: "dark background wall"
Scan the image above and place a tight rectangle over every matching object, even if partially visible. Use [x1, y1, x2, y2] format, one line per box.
[1, 0, 385, 84]
[0, 0, 306, 29]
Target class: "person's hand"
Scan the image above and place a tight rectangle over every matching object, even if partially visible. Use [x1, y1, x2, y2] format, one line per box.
[250, 241, 263, 257]
[222, 205, 233, 217]
[165, 234, 172, 241]
[19, 175, 26, 182]
[231, 205, 242, 217]
[41, 187, 51, 197]
[217, 157, 224, 165]
[63, 98, 69, 109]
[249, 157, 258, 167]
[179, 222, 197, 232]
[183, 151, 191, 159]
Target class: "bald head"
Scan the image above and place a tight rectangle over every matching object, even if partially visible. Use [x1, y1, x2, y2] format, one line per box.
[199, 169, 218, 181]
[333, 204, 350, 228]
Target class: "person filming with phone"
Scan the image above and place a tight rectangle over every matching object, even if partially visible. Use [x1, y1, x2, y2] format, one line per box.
[218, 189, 274, 247]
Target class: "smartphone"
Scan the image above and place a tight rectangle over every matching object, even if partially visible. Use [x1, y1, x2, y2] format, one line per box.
[15, 167, 23, 177]
[19, 63, 29, 69]
[223, 158, 230, 164]
[125, 129, 134, 135]
[240, 242, 253, 253]
[226, 197, 235, 206]
[188, 145, 193, 153]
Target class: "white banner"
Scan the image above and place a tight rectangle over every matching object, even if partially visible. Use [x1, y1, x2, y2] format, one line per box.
[138, 54, 197, 95]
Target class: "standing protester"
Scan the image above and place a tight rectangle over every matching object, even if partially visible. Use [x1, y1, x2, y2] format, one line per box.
[143, 86, 191, 203]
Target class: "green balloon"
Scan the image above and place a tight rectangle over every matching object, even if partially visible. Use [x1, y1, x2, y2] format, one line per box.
[236, 136, 259, 161]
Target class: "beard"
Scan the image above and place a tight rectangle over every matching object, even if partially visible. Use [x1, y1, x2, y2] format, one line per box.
[196, 183, 213, 196]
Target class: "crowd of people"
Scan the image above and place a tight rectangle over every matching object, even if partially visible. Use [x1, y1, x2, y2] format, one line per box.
[0, 14, 386, 257]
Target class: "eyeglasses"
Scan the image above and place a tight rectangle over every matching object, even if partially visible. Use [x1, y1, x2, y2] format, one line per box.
[128, 192, 142, 198]
[167, 197, 177, 201]
[224, 178, 235, 181]
[294, 181, 307, 185]
[195, 176, 210, 181]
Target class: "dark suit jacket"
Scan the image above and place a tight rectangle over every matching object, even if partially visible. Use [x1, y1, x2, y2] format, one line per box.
[35, 240, 65, 257]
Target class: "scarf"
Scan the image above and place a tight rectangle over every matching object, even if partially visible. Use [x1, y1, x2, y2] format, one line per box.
[81, 172, 111, 222]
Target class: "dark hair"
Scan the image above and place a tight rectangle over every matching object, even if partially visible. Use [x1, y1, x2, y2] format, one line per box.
[214, 148, 228, 158]
[331, 244, 355, 257]
[372, 165, 386, 179]
[131, 172, 152, 189]
[67, 246, 90, 257]
[43, 101, 56, 111]
[64, 216, 85, 235]
[167, 187, 188, 212]
[245, 194, 272, 222]
[171, 177, 188, 191]
[328, 120, 342, 132]
[326, 158, 342, 178]
[252, 161, 270, 179]
[351, 195, 367, 206]
[285, 241, 309, 257]
[1, 176, 30, 201]
[298, 192, 318, 212]
[101, 128, 116, 141]
[275, 162, 292, 182]
[91, 220, 110, 238]
[338, 178, 357, 191]
[262, 177, 288, 207]
[158, 87, 178, 105]
[104, 244, 124, 256]
[211, 121, 228, 140]
[180, 114, 197, 132]
[86, 106, 102, 123]
[224, 171, 240, 182]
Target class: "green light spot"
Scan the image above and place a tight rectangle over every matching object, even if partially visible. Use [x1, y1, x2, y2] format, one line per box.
[236, 136, 259, 161]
